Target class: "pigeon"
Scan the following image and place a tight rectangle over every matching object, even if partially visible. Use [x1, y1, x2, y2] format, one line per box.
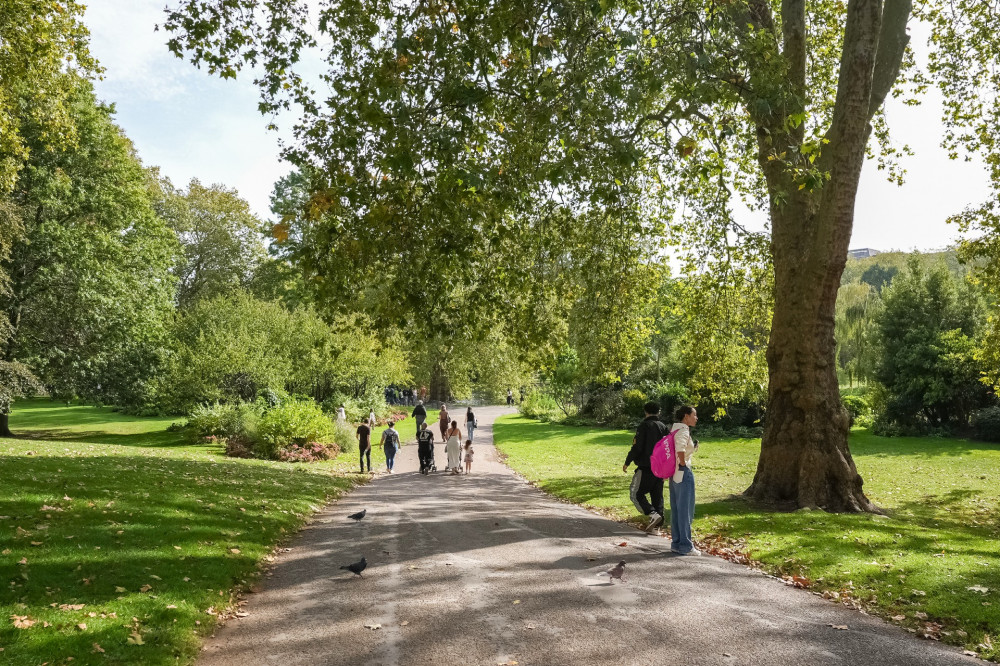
[347, 509, 367, 523]
[599, 560, 627, 583]
[341, 557, 367, 577]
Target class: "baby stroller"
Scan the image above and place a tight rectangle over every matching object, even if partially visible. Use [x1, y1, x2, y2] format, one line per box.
[418, 444, 437, 474]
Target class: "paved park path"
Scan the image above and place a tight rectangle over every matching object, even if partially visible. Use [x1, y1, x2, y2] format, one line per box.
[198, 406, 976, 666]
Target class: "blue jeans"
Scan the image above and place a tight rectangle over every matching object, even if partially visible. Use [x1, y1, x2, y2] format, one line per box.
[467, 423, 476, 443]
[668, 466, 696, 552]
[384, 445, 397, 471]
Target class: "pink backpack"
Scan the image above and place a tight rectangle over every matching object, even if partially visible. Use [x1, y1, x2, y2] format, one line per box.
[649, 429, 677, 479]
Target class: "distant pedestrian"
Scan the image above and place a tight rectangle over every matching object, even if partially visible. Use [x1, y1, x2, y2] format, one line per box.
[381, 420, 400, 474]
[445, 420, 462, 474]
[412, 400, 427, 430]
[506, 389, 514, 406]
[438, 403, 450, 440]
[368, 408, 377, 429]
[417, 422, 435, 474]
[356, 421, 372, 473]
[623, 401, 667, 533]
[465, 407, 477, 443]
[337, 404, 347, 422]
[463, 440, 474, 474]
[669, 406, 700, 555]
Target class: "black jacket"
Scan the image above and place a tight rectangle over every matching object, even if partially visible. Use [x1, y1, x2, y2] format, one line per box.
[412, 404, 427, 418]
[625, 416, 667, 470]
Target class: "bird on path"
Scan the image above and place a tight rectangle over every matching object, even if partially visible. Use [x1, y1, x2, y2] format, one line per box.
[599, 560, 627, 583]
[341, 557, 368, 577]
[347, 509, 367, 523]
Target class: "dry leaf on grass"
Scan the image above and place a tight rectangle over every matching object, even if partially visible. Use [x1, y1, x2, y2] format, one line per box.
[364, 623, 382, 630]
[128, 631, 144, 645]
[11, 615, 35, 629]
[967, 586, 989, 594]
[92, 644, 105, 654]
[140, 584, 152, 593]
[76, 623, 87, 631]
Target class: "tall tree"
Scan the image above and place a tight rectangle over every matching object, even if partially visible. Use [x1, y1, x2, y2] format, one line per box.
[1, 78, 178, 413]
[153, 177, 266, 308]
[165, 0, 998, 510]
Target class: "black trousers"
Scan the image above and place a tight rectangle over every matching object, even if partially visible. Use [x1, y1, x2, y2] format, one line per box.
[360, 447, 371, 472]
[629, 468, 664, 517]
[418, 445, 434, 472]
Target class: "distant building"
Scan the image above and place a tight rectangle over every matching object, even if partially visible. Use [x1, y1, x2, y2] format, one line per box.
[848, 248, 880, 259]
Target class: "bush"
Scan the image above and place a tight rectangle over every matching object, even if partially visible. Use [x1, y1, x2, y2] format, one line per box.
[255, 399, 334, 459]
[972, 406, 1000, 442]
[332, 419, 357, 454]
[277, 441, 341, 462]
[842, 394, 871, 426]
[586, 388, 626, 426]
[622, 389, 648, 420]
[519, 390, 560, 421]
[185, 402, 263, 446]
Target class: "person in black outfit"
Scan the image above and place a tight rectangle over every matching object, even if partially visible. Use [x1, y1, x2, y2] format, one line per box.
[416, 422, 436, 474]
[356, 421, 372, 473]
[412, 400, 427, 430]
[623, 401, 667, 532]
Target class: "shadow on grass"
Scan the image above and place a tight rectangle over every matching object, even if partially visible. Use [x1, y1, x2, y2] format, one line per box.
[0, 450, 356, 665]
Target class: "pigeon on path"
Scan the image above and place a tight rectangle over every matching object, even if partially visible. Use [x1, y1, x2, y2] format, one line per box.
[347, 509, 367, 523]
[341, 557, 368, 577]
[600, 560, 627, 583]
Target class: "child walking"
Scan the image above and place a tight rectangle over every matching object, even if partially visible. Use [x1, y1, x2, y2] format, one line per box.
[463, 440, 474, 474]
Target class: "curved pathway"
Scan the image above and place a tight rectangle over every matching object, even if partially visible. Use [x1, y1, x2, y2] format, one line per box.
[198, 406, 976, 666]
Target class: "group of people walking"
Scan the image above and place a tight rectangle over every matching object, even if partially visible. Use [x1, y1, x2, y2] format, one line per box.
[623, 402, 700, 555]
[355, 402, 477, 476]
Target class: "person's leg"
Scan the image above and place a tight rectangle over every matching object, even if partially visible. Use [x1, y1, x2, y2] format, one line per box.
[669, 478, 681, 550]
[360, 447, 365, 473]
[468, 425, 474, 443]
[385, 447, 394, 472]
[651, 478, 665, 518]
[673, 470, 695, 552]
[629, 469, 654, 516]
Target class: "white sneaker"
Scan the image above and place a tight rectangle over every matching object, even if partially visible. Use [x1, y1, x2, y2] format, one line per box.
[646, 513, 663, 532]
[670, 547, 701, 556]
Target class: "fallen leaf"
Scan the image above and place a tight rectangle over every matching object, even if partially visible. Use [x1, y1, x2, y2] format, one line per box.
[230, 548, 241, 554]
[967, 586, 989, 594]
[174, 546, 182, 550]
[911, 589, 926, 596]
[59, 604, 85, 611]
[76, 623, 87, 630]
[92, 643, 105, 654]
[183, 577, 191, 582]
[618, 542, 628, 547]
[115, 586, 127, 593]
[914, 611, 928, 619]
[891, 615, 906, 621]
[150, 575, 161, 580]
[18, 557, 27, 565]
[11, 615, 35, 629]
[364, 623, 382, 630]
[400, 620, 409, 626]
[829, 624, 848, 630]
[166, 605, 177, 609]
[235, 611, 249, 618]
[127, 631, 144, 645]
[964, 651, 978, 657]
[140, 584, 152, 593]
[30, 541, 43, 546]
[512, 600, 521, 605]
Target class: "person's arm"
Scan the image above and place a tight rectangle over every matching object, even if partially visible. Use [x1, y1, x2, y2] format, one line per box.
[623, 428, 643, 472]
[675, 427, 692, 466]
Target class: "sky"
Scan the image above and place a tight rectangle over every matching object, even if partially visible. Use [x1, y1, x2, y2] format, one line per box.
[85, 1, 992, 252]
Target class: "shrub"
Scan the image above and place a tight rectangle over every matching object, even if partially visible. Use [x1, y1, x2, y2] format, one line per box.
[185, 403, 229, 442]
[332, 419, 357, 454]
[519, 390, 560, 421]
[185, 402, 262, 446]
[277, 441, 341, 462]
[842, 394, 871, 426]
[622, 389, 648, 419]
[255, 399, 334, 459]
[587, 388, 626, 426]
[972, 406, 1000, 442]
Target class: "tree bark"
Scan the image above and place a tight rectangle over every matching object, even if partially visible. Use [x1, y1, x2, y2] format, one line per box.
[745, 0, 910, 512]
[0, 413, 12, 438]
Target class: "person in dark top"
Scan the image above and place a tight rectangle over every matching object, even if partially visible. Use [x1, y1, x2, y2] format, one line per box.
[623, 401, 668, 532]
[412, 400, 427, 430]
[416, 422, 436, 474]
[356, 421, 372, 473]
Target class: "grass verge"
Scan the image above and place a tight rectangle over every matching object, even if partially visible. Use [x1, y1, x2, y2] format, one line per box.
[0, 400, 371, 665]
[494, 414, 1000, 661]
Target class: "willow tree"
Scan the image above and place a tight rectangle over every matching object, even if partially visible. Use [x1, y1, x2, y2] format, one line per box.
[165, 0, 999, 510]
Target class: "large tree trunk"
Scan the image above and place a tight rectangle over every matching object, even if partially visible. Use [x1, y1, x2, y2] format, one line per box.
[0, 413, 12, 438]
[745, 205, 875, 512]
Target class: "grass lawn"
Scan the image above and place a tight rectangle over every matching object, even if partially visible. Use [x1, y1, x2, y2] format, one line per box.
[0, 399, 424, 665]
[494, 415, 1000, 660]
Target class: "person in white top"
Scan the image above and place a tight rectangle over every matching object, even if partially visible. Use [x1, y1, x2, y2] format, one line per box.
[669, 406, 700, 555]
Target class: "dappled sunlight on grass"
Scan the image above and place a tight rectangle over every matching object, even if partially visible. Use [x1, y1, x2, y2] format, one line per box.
[1, 401, 362, 665]
[495, 415, 1000, 660]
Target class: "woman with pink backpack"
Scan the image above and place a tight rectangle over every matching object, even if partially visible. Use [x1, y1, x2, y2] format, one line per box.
[668, 406, 700, 555]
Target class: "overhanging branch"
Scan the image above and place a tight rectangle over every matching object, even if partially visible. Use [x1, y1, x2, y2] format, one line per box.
[867, 0, 913, 119]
